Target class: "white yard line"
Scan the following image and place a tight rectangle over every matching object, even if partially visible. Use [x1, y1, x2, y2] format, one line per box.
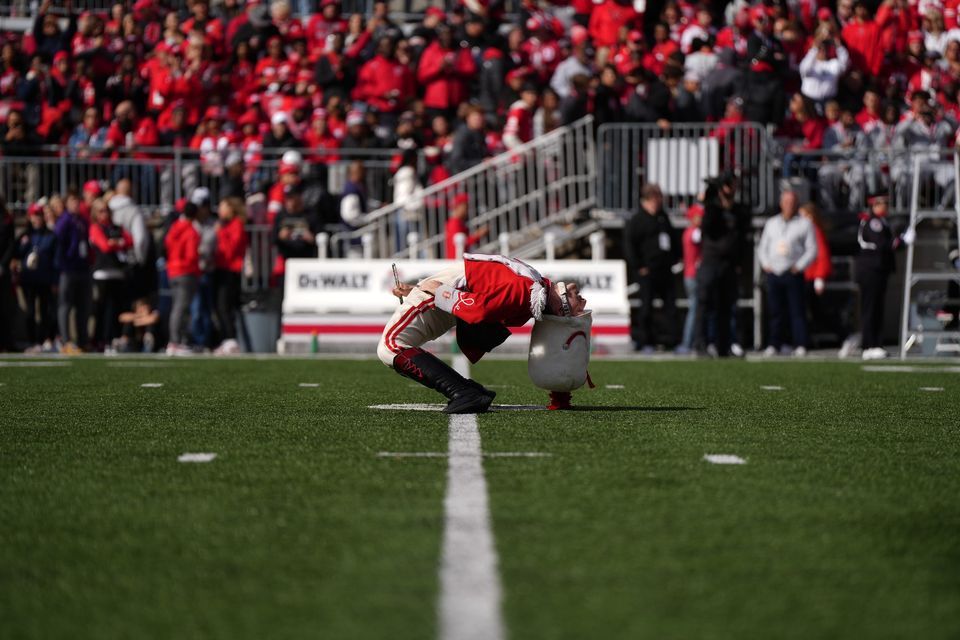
[438, 356, 505, 640]
[140, 383, 164, 388]
[862, 365, 960, 373]
[704, 454, 747, 465]
[177, 452, 216, 463]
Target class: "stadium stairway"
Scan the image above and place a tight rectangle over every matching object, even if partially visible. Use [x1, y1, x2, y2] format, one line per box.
[329, 116, 597, 260]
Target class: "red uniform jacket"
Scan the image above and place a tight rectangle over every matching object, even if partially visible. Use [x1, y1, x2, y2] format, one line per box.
[433, 254, 549, 328]
[214, 217, 248, 273]
[165, 217, 201, 278]
[417, 42, 477, 110]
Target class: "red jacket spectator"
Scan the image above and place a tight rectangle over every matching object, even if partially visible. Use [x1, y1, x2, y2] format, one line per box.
[417, 38, 477, 111]
[804, 223, 833, 282]
[89, 222, 133, 256]
[445, 215, 486, 259]
[165, 217, 201, 278]
[841, 8, 892, 76]
[105, 105, 159, 159]
[215, 216, 247, 273]
[306, 8, 347, 51]
[503, 97, 535, 149]
[353, 49, 415, 114]
[589, 0, 642, 49]
[304, 113, 340, 163]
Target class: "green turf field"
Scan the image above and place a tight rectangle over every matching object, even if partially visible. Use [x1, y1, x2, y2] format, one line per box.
[1, 356, 958, 639]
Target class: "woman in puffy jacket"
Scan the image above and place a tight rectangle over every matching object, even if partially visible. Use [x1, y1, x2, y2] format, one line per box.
[212, 197, 248, 355]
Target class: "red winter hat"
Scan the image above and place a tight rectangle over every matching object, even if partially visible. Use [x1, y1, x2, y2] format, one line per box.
[83, 180, 102, 196]
[425, 6, 445, 19]
[279, 163, 300, 175]
[453, 193, 469, 208]
[908, 30, 924, 44]
[628, 29, 644, 43]
[53, 51, 69, 63]
[483, 47, 503, 60]
[816, 7, 833, 20]
[686, 202, 704, 219]
[27, 202, 43, 216]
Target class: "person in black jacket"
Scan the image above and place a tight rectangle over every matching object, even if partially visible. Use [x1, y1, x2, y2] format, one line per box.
[743, 6, 787, 126]
[273, 182, 322, 271]
[694, 173, 752, 356]
[624, 183, 680, 352]
[857, 194, 912, 360]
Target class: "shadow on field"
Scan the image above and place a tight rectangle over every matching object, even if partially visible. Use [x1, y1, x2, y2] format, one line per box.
[565, 406, 704, 412]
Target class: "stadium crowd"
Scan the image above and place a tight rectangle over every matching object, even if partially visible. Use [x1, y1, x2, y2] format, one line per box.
[1, 0, 960, 355]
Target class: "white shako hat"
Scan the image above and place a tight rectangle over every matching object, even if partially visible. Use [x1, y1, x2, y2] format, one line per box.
[527, 310, 593, 393]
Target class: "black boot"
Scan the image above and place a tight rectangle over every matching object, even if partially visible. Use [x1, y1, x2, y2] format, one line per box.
[393, 347, 495, 414]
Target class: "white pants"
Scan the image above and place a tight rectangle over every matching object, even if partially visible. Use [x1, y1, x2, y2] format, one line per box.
[376, 265, 464, 367]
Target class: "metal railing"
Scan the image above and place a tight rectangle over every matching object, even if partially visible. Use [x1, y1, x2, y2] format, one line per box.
[0, 145, 403, 217]
[596, 122, 775, 216]
[329, 116, 596, 259]
[778, 146, 958, 216]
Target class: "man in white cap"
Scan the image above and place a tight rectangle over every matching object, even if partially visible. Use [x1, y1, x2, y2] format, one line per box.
[379, 254, 586, 414]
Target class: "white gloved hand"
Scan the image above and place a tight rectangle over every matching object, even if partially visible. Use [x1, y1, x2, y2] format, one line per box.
[671, 262, 684, 274]
[691, 228, 702, 244]
[902, 227, 916, 246]
[814, 277, 825, 295]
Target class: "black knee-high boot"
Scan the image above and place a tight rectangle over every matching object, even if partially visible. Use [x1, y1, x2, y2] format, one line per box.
[393, 347, 495, 414]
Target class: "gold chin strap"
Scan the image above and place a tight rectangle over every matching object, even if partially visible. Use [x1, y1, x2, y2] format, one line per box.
[555, 281, 571, 317]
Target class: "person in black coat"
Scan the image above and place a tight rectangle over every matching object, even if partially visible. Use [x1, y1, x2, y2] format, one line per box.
[32, 0, 76, 64]
[694, 173, 752, 356]
[624, 183, 681, 351]
[857, 194, 912, 359]
[16, 204, 59, 349]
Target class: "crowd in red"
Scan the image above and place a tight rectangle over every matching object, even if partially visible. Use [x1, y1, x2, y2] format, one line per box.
[1, 0, 960, 214]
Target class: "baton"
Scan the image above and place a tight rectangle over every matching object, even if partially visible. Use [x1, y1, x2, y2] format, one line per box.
[392, 263, 403, 303]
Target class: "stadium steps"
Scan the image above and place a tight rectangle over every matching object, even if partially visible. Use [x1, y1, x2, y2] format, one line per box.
[331, 116, 597, 260]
